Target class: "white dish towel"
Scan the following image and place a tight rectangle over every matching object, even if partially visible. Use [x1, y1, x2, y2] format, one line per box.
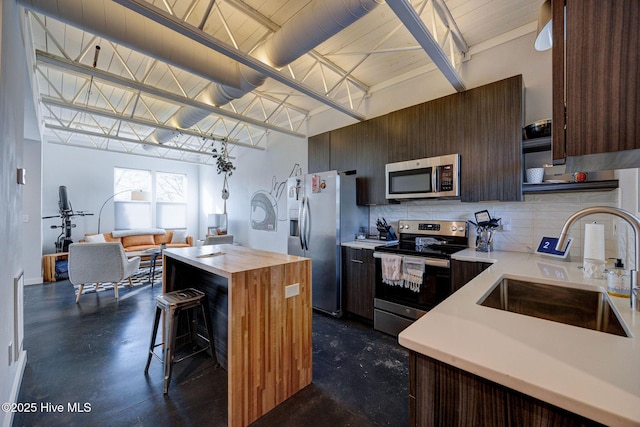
[402, 257, 425, 292]
[381, 254, 403, 287]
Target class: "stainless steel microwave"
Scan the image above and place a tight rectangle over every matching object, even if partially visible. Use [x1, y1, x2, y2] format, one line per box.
[385, 154, 460, 200]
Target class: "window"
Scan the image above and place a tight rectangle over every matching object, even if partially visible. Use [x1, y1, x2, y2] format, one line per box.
[114, 168, 152, 199]
[111, 169, 187, 230]
[156, 172, 187, 229]
[113, 168, 152, 230]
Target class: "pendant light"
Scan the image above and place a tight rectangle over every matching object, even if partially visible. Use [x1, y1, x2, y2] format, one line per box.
[534, 0, 553, 51]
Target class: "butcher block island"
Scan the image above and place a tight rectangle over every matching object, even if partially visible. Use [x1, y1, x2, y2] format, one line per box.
[162, 245, 312, 427]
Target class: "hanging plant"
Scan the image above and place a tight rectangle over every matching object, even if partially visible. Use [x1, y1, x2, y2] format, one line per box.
[212, 147, 236, 176]
[212, 140, 235, 212]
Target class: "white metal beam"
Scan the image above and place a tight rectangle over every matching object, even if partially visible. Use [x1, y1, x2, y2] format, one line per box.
[36, 50, 306, 138]
[386, 0, 466, 92]
[40, 95, 265, 150]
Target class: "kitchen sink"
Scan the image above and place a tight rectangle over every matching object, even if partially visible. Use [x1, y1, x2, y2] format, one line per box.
[477, 277, 630, 337]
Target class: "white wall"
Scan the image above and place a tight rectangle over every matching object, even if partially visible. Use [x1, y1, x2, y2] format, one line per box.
[200, 134, 307, 253]
[21, 138, 42, 284]
[0, 0, 28, 424]
[41, 144, 201, 254]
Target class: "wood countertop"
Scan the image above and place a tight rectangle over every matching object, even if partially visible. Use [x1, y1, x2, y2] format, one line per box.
[163, 244, 308, 278]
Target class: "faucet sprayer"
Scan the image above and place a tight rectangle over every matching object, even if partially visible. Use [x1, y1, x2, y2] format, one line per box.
[555, 206, 640, 311]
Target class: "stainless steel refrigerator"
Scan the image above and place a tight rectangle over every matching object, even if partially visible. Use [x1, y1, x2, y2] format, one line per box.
[287, 171, 367, 317]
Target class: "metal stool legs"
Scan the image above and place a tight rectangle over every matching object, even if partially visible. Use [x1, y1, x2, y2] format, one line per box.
[144, 288, 217, 394]
[144, 306, 162, 374]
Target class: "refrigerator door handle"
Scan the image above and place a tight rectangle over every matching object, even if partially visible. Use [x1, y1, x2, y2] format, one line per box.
[298, 196, 305, 250]
[303, 196, 311, 251]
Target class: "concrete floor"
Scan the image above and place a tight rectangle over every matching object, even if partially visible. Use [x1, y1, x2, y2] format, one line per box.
[14, 280, 408, 427]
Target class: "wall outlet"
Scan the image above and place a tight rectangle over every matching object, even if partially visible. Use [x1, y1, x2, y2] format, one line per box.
[8, 341, 13, 366]
[501, 218, 511, 231]
[285, 283, 300, 298]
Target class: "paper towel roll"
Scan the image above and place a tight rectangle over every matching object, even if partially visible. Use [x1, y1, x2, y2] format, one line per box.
[584, 223, 605, 260]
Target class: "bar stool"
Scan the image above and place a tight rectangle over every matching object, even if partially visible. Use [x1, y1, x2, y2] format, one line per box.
[144, 288, 217, 393]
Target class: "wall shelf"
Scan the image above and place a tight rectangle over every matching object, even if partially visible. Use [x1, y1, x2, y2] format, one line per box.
[522, 180, 619, 194]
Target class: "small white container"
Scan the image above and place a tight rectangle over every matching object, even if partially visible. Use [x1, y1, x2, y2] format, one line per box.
[526, 168, 545, 183]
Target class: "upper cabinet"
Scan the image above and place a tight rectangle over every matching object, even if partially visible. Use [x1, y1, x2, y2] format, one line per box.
[461, 75, 523, 202]
[387, 104, 426, 163]
[423, 94, 462, 158]
[357, 116, 388, 205]
[330, 125, 358, 173]
[553, 0, 640, 162]
[307, 75, 523, 204]
[308, 132, 331, 173]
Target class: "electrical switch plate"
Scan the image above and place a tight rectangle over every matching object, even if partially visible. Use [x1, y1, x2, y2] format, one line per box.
[502, 218, 511, 231]
[285, 283, 300, 298]
[22, 214, 29, 223]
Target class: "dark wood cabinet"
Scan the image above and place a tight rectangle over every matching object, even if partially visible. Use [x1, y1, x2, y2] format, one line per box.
[356, 115, 388, 205]
[387, 104, 425, 163]
[553, 0, 640, 161]
[330, 125, 358, 173]
[460, 75, 523, 202]
[342, 246, 375, 321]
[450, 259, 491, 293]
[423, 93, 461, 158]
[308, 75, 523, 203]
[308, 132, 331, 173]
[410, 352, 604, 426]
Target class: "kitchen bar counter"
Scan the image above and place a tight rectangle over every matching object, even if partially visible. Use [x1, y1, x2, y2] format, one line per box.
[162, 245, 312, 427]
[400, 249, 640, 426]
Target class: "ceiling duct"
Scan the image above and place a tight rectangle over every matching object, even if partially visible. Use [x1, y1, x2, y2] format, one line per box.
[153, 0, 383, 143]
[19, 0, 382, 144]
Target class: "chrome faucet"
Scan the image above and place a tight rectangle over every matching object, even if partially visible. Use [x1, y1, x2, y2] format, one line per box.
[556, 206, 640, 311]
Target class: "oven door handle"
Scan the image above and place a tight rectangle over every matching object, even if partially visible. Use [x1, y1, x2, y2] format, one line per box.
[373, 252, 450, 269]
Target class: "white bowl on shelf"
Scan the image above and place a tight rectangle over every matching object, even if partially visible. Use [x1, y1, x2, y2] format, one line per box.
[526, 168, 545, 184]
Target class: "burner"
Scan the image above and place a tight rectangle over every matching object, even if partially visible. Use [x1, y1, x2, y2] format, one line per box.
[376, 220, 468, 259]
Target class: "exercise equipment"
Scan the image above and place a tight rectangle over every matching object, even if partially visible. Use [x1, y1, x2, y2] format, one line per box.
[43, 186, 93, 253]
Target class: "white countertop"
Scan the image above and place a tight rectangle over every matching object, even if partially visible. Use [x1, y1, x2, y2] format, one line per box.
[399, 249, 640, 426]
[341, 239, 395, 249]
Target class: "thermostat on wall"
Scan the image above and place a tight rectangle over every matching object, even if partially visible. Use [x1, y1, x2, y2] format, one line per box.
[535, 237, 573, 259]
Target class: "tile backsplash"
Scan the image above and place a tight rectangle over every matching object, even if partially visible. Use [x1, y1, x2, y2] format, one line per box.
[369, 189, 633, 268]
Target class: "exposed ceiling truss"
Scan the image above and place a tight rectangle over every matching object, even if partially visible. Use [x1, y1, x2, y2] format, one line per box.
[387, 0, 467, 92]
[20, 0, 541, 165]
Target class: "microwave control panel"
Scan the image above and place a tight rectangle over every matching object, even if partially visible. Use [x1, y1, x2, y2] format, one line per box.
[437, 164, 454, 192]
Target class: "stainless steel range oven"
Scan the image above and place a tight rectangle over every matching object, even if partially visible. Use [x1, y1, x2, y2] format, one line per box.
[373, 220, 468, 336]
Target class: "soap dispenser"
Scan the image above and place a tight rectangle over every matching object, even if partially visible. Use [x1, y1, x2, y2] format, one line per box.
[607, 258, 630, 298]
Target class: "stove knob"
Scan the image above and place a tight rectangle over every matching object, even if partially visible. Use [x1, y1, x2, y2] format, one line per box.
[451, 226, 457, 232]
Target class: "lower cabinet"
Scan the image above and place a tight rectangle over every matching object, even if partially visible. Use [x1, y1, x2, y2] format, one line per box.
[409, 352, 604, 426]
[450, 259, 492, 293]
[342, 246, 375, 321]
